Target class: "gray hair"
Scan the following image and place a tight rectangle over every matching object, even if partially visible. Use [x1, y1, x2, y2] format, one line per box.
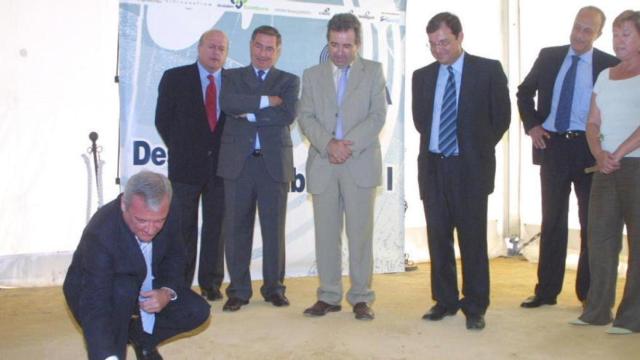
[122, 171, 172, 211]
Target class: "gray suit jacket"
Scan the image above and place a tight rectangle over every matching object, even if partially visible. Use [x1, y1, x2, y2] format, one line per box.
[218, 65, 300, 182]
[297, 57, 387, 194]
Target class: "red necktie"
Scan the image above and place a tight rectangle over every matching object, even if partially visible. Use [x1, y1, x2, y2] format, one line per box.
[206, 74, 217, 132]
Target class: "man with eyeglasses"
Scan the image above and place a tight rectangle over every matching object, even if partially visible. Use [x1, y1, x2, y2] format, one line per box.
[517, 6, 618, 309]
[218, 25, 300, 313]
[412, 12, 510, 330]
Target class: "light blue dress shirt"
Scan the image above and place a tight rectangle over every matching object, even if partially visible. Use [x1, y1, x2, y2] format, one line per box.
[429, 52, 464, 154]
[542, 48, 594, 132]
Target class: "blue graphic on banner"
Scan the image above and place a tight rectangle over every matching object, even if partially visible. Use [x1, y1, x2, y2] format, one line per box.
[118, 0, 406, 278]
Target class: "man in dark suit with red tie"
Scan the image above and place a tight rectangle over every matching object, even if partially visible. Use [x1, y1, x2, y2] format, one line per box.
[412, 12, 511, 330]
[517, 6, 619, 308]
[155, 29, 228, 302]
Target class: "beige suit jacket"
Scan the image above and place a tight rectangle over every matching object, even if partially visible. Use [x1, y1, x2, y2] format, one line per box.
[297, 57, 387, 194]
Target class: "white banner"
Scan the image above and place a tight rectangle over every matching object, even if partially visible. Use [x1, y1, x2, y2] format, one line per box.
[118, 0, 406, 279]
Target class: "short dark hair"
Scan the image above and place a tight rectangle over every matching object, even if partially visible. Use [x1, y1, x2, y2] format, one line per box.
[613, 9, 640, 34]
[327, 13, 362, 46]
[251, 25, 282, 47]
[579, 6, 607, 33]
[426, 12, 463, 37]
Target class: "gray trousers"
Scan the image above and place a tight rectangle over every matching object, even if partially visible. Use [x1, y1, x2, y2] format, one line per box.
[580, 158, 640, 331]
[312, 165, 376, 306]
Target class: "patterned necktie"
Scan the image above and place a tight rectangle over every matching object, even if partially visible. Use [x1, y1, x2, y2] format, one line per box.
[257, 69, 265, 83]
[335, 66, 349, 139]
[139, 241, 155, 334]
[555, 55, 580, 133]
[439, 66, 458, 156]
[205, 74, 217, 132]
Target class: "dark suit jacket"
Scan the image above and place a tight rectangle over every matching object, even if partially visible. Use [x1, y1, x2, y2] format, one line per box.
[516, 45, 619, 164]
[63, 195, 185, 360]
[155, 63, 226, 185]
[218, 65, 300, 183]
[412, 53, 511, 197]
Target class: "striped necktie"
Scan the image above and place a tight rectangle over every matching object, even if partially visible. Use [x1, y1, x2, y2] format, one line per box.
[439, 66, 458, 156]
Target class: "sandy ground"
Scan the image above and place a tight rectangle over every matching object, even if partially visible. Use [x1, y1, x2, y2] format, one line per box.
[0, 257, 636, 359]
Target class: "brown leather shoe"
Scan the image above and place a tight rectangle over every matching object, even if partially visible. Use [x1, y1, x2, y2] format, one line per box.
[303, 301, 341, 317]
[353, 302, 374, 320]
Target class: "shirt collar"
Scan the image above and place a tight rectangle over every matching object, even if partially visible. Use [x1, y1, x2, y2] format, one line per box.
[331, 57, 357, 75]
[568, 47, 594, 65]
[197, 61, 221, 80]
[446, 51, 465, 74]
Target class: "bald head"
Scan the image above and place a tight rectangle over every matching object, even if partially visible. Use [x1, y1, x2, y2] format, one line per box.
[198, 29, 228, 73]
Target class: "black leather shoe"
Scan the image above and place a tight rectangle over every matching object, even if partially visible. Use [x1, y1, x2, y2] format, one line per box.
[131, 344, 163, 360]
[201, 287, 223, 301]
[422, 304, 457, 321]
[520, 295, 557, 308]
[303, 301, 342, 317]
[223, 297, 249, 312]
[353, 302, 375, 320]
[265, 293, 290, 307]
[465, 314, 486, 330]
[128, 318, 162, 360]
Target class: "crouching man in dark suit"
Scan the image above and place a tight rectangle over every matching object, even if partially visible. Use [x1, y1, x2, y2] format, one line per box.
[64, 171, 210, 360]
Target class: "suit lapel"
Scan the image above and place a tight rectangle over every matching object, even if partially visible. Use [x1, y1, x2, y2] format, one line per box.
[119, 213, 147, 282]
[459, 54, 477, 127]
[343, 58, 364, 103]
[241, 65, 262, 91]
[189, 63, 208, 121]
[318, 63, 337, 111]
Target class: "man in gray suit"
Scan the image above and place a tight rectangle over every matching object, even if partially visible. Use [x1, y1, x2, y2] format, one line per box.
[298, 13, 387, 321]
[218, 25, 300, 312]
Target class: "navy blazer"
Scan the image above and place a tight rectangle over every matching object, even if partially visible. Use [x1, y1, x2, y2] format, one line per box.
[412, 53, 511, 197]
[155, 63, 226, 185]
[516, 45, 619, 164]
[63, 195, 185, 360]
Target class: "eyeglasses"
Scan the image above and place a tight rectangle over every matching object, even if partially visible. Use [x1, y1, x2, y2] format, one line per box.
[427, 39, 452, 49]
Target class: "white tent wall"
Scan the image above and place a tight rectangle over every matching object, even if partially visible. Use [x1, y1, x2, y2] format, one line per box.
[1, 0, 636, 286]
[0, 0, 121, 286]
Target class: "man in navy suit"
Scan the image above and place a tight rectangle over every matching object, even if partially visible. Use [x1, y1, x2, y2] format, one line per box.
[155, 29, 228, 301]
[63, 171, 210, 360]
[412, 12, 511, 330]
[517, 6, 619, 309]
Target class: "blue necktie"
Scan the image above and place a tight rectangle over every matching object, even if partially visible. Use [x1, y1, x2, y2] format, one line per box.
[255, 70, 265, 150]
[555, 55, 580, 133]
[139, 241, 155, 334]
[335, 66, 349, 139]
[439, 66, 458, 156]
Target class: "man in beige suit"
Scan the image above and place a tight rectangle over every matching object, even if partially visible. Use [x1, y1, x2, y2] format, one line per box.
[297, 13, 387, 321]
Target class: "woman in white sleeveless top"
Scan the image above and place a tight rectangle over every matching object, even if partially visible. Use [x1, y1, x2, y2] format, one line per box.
[571, 10, 640, 335]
